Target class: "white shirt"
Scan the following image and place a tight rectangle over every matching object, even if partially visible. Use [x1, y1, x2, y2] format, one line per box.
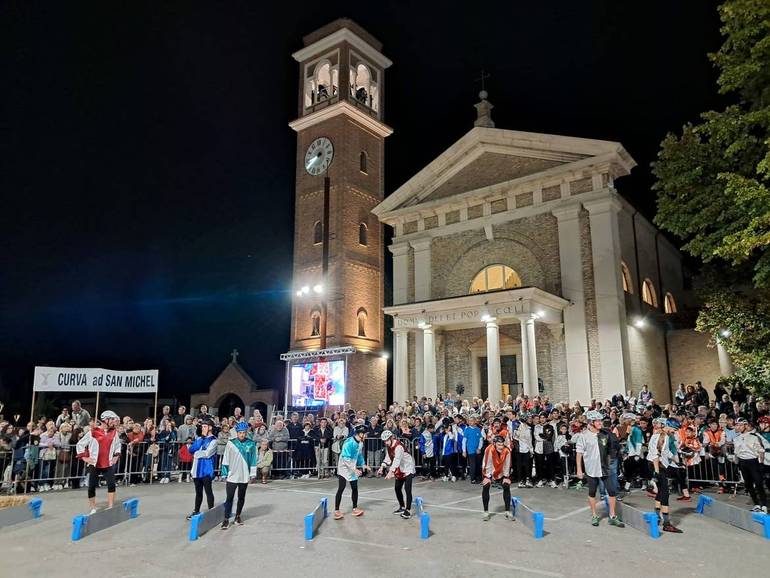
[575, 429, 603, 478]
[647, 432, 673, 469]
[533, 424, 544, 454]
[734, 431, 765, 461]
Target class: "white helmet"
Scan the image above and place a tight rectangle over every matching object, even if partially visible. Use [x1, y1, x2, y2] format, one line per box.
[585, 410, 604, 422]
[380, 430, 394, 442]
[100, 410, 119, 421]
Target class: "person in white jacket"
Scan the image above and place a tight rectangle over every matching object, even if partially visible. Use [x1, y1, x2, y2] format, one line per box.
[514, 414, 533, 488]
[378, 430, 416, 519]
[76, 410, 122, 515]
[219, 421, 257, 529]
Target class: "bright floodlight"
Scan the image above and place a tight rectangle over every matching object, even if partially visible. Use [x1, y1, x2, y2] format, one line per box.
[418, 322, 427, 329]
[536, 310, 545, 318]
[634, 318, 645, 328]
[720, 329, 731, 337]
[481, 314, 493, 322]
[313, 284, 323, 294]
[296, 290, 302, 297]
[301, 286, 310, 294]
[381, 352, 389, 359]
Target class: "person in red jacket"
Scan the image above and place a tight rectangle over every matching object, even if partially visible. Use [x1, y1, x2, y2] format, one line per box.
[481, 435, 513, 521]
[76, 410, 122, 515]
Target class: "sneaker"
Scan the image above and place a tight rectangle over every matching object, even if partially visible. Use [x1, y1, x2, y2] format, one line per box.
[352, 508, 364, 517]
[451, 476, 457, 482]
[88, 508, 97, 516]
[624, 482, 631, 492]
[549, 481, 558, 489]
[301, 474, 310, 479]
[608, 516, 625, 528]
[525, 480, 534, 488]
[334, 510, 344, 520]
[393, 507, 405, 515]
[471, 480, 478, 485]
[221, 520, 229, 530]
[536, 480, 546, 488]
[186, 511, 199, 520]
[646, 489, 657, 498]
[234, 516, 243, 526]
[400, 510, 412, 520]
[763, 506, 768, 515]
[442, 476, 448, 482]
[483, 512, 491, 521]
[591, 514, 600, 526]
[518, 481, 526, 488]
[616, 495, 623, 502]
[663, 523, 683, 533]
[751, 505, 763, 512]
[504, 511, 515, 521]
[676, 495, 691, 502]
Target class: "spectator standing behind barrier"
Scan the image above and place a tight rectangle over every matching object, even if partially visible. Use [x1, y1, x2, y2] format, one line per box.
[39, 420, 61, 492]
[462, 415, 483, 484]
[55, 407, 70, 428]
[419, 423, 437, 480]
[71, 401, 92, 429]
[186, 419, 217, 520]
[268, 420, 290, 479]
[366, 416, 383, 471]
[332, 418, 349, 467]
[314, 417, 333, 478]
[215, 424, 230, 479]
[256, 439, 273, 483]
[173, 405, 187, 427]
[295, 422, 316, 478]
[178, 416, 196, 444]
[76, 410, 122, 516]
[157, 420, 176, 483]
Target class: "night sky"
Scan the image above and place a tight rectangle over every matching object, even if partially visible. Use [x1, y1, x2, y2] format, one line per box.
[0, 2, 723, 414]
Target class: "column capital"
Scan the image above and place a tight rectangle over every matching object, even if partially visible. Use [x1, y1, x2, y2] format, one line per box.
[582, 195, 623, 216]
[391, 327, 410, 334]
[551, 202, 582, 221]
[484, 319, 499, 329]
[388, 243, 410, 256]
[516, 313, 537, 322]
[409, 238, 432, 252]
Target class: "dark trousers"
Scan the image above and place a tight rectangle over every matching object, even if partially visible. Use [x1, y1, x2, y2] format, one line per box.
[395, 474, 414, 510]
[739, 458, 768, 507]
[193, 476, 214, 512]
[335, 475, 358, 510]
[422, 456, 436, 479]
[656, 468, 670, 506]
[467, 453, 481, 482]
[87, 465, 115, 499]
[224, 481, 247, 519]
[534, 453, 545, 480]
[482, 479, 511, 511]
[517, 452, 532, 481]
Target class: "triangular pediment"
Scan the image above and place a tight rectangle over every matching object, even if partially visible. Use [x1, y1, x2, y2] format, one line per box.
[373, 126, 635, 217]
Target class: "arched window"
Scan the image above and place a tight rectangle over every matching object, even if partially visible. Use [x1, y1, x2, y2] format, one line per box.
[469, 264, 522, 294]
[642, 279, 658, 308]
[664, 292, 677, 314]
[313, 220, 323, 245]
[310, 309, 321, 337]
[357, 308, 367, 337]
[360, 151, 368, 174]
[359, 222, 368, 246]
[621, 261, 633, 294]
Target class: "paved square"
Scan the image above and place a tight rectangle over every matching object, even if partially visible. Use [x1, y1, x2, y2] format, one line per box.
[1, 480, 766, 577]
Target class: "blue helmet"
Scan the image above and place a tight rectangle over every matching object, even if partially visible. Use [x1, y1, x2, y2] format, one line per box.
[234, 421, 249, 432]
[665, 418, 681, 430]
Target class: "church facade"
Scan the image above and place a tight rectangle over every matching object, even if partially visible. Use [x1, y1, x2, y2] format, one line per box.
[373, 98, 728, 406]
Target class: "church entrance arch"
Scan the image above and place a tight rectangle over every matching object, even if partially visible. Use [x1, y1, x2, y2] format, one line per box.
[215, 393, 245, 418]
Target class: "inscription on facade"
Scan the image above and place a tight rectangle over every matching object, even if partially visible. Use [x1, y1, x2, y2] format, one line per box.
[394, 302, 528, 328]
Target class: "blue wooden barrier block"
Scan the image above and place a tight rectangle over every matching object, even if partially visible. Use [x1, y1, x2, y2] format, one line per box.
[71, 498, 139, 541]
[511, 497, 544, 539]
[304, 497, 328, 541]
[698, 494, 770, 539]
[602, 495, 659, 539]
[415, 496, 430, 540]
[188, 503, 226, 541]
[751, 512, 770, 540]
[0, 498, 44, 529]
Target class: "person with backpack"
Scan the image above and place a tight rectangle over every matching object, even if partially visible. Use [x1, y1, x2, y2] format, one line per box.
[378, 430, 416, 519]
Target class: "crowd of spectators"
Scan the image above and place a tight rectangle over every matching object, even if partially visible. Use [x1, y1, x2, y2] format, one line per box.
[2, 380, 769, 511]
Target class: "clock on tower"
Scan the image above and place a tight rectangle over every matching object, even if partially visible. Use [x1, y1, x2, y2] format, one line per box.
[285, 19, 393, 412]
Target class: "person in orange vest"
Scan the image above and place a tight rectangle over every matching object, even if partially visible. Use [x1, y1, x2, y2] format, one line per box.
[481, 435, 513, 522]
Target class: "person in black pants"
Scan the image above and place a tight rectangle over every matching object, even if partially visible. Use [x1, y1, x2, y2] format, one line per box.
[734, 418, 768, 513]
[186, 419, 218, 520]
[378, 430, 417, 519]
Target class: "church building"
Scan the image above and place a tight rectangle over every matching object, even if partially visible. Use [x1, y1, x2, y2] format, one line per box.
[284, 19, 729, 409]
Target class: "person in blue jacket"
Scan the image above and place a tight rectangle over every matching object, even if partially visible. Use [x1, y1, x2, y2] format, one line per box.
[334, 424, 370, 519]
[186, 418, 218, 520]
[462, 415, 484, 483]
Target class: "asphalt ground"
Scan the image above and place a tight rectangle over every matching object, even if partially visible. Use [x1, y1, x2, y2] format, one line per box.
[1, 477, 767, 578]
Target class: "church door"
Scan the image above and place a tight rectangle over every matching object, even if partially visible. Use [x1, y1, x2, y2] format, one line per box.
[479, 355, 517, 400]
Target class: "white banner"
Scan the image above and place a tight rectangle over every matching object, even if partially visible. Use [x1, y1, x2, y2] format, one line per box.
[33, 366, 159, 393]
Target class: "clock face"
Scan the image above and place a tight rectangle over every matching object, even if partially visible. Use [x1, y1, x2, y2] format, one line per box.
[304, 137, 334, 176]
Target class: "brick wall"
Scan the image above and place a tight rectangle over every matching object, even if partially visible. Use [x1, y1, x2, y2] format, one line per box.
[627, 323, 671, 403]
[667, 329, 722, 396]
[347, 352, 387, 411]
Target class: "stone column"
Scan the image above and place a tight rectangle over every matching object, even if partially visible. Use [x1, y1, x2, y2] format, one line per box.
[485, 318, 503, 404]
[415, 331, 424, 398]
[524, 316, 539, 397]
[389, 244, 410, 305]
[716, 340, 734, 377]
[393, 328, 409, 404]
[583, 196, 631, 397]
[552, 203, 593, 403]
[410, 239, 432, 301]
[519, 316, 530, 397]
[422, 325, 437, 400]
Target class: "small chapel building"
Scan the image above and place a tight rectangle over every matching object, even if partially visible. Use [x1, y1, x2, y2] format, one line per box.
[373, 95, 730, 405]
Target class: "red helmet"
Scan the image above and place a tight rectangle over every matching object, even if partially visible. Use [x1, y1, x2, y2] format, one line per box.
[759, 416, 770, 425]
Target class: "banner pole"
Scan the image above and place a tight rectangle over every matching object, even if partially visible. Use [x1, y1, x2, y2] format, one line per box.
[95, 391, 100, 422]
[29, 391, 36, 424]
[153, 387, 159, 425]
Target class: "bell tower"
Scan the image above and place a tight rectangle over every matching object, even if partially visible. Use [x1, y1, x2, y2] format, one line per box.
[287, 19, 392, 411]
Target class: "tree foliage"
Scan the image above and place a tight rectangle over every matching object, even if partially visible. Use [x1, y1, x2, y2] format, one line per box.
[653, 0, 770, 286]
[652, 0, 770, 391]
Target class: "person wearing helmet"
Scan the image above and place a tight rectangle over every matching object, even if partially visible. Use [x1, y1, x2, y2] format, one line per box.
[646, 417, 683, 532]
[481, 435, 513, 521]
[334, 424, 370, 520]
[734, 417, 768, 514]
[378, 429, 416, 519]
[75, 410, 122, 515]
[575, 410, 624, 528]
[220, 421, 257, 529]
[186, 418, 218, 521]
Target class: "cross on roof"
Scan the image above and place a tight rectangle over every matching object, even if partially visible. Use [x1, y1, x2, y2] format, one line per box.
[475, 69, 491, 92]
[231, 348, 239, 363]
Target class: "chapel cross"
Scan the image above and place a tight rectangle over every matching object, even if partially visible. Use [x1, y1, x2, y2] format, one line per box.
[475, 70, 491, 93]
[231, 348, 239, 363]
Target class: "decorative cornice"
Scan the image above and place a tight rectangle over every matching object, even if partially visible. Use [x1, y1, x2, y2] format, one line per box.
[292, 28, 393, 69]
[289, 101, 394, 138]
